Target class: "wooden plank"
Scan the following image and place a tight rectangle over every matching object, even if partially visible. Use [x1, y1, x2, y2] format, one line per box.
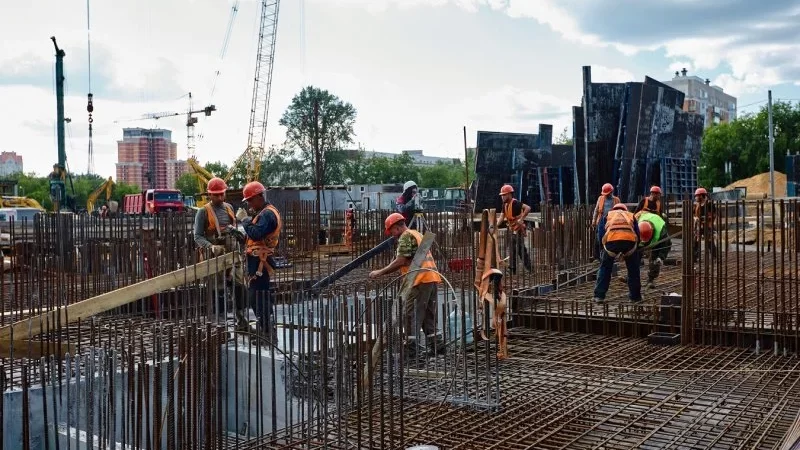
[0, 252, 235, 340]
[0, 339, 77, 359]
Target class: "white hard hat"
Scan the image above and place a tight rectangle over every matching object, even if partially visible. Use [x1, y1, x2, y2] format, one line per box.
[403, 180, 417, 191]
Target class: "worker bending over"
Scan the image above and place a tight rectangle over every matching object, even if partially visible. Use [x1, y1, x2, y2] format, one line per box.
[237, 181, 282, 337]
[369, 213, 444, 358]
[693, 187, 716, 263]
[634, 186, 664, 217]
[593, 203, 642, 303]
[496, 184, 531, 274]
[193, 177, 242, 321]
[637, 212, 671, 289]
[592, 183, 620, 260]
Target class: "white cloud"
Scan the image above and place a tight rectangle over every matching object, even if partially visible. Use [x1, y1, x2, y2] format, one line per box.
[590, 65, 635, 83]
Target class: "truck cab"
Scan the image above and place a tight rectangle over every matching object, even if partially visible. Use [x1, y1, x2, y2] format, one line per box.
[145, 189, 184, 215]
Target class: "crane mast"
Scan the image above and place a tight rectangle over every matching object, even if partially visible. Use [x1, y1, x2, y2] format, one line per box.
[242, 0, 280, 182]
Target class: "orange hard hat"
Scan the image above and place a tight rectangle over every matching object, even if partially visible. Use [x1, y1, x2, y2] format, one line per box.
[602, 183, 614, 195]
[384, 212, 405, 235]
[207, 177, 228, 195]
[612, 203, 628, 211]
[242, 181, 266, 201]
[499, 184, 514, 195]
[650, 186, 662, 194]
[694, 187, 708, 197]
[638, 220, 653, 243]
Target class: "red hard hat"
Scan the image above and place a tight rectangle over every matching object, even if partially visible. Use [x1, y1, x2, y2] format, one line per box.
[612, 203, 628, 211]
[638, 220, 653, 243]
[207, 177, 228, 195]
[650, 186, 662, 194]
[694, 187, 708, 196]
[602, 183, 613, 195]
[242, 181, 266, 201]
[384, 212, 405, 235]
[499, 184, 514, 195]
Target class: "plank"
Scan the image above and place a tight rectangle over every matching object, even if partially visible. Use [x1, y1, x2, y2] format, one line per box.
[0, 339, 77, 359]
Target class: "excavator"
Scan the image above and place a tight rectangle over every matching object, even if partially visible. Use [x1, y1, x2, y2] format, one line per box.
[86, 176, 115, 214]
[187, 157, 216, 208]
[0, 196, 45, 211]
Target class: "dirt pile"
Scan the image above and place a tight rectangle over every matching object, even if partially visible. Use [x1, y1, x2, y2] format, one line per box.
[725, 172, 786, 197]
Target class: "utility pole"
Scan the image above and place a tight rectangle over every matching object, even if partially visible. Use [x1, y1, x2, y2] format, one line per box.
[313, 99, 321, 245]
[463, 126, 470, 205]
[50, 36, 67, 211]
[768, 90, 775, 198]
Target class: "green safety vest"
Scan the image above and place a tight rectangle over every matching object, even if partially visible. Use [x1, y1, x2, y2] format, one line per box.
[639, 212, 666, 248]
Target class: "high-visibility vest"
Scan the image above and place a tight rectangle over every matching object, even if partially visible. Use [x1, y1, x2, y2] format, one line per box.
[638, 212, 666, 248]
[245, 204, 282, 279]
[503, 200, 525, 233]
[694, 201, 714, 225]
[399, 230, 442, 286]
[204, 203, 236, 238]
[602, 209, 637, 245]
[594, 194, 620, 223]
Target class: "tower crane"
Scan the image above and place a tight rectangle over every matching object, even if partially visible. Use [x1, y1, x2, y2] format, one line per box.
[225, 0, 280, 185]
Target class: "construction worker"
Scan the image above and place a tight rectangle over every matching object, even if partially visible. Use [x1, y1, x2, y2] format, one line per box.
[637, 212, 671, 289]
[592, 183, 620, 260]
[369, 213, 444, 357]
[634, 186, 664, 217]
[496, 184, 531, 274]
[693, 187, 716, 263]
[593, 203, 642, 303]
[396, 180, 424, 228]
[237, 181, 282, 337]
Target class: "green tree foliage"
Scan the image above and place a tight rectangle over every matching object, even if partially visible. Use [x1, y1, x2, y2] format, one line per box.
[175, 173, 200, 197]
[555, 126, 573, 146]
[700, 100, 800, 188]
[4, 172, 140, 212]
[260, 146, 307, 186]
[279, 86, 357, 186]
[203, 161, 247, 189]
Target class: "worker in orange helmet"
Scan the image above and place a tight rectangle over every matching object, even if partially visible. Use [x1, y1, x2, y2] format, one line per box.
[636, 211, 671, 289]
[692, 187, 716, 263]
[593, 203, 642, 304]
[634, 185, 664, 218]
[235, 181, 282, 338]
[592, 183, 620, 260]
[495, 184, 531, 274]
[370, 212, 444, 358]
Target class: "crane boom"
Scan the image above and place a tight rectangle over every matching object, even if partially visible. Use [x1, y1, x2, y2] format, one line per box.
[227, 0, 280, 184]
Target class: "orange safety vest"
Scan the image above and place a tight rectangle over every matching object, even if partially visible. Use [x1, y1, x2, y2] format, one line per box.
[399, 230, 442, 287]
[205, 203, 236, 238]
[245, 204, 282, 279]
[602, 209, 637, 245]
[503, 200, 526, 233]
[694, 202, 714, 225]
[594, 194, 620, 224]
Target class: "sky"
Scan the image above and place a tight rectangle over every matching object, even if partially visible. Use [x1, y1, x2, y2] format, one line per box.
[1, 0, 799, 179]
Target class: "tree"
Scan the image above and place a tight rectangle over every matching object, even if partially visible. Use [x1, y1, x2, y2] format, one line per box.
[555, 126, 573, 146]
[260, 146, 307, 186]
[175, 173, 200, 197]
[204, 161, 247, 189]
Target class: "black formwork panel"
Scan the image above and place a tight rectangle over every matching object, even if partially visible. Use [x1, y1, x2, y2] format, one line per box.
[787, 155, 800, 183]
[661, 157, 697, 198]
[473, 177, 506, 212]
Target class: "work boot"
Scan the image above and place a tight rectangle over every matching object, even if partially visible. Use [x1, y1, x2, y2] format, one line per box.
[426, 334, 446, 356]
[592, 297, 605, 304]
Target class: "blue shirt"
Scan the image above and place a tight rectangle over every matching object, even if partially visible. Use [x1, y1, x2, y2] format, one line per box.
[241, 205, 279, 287]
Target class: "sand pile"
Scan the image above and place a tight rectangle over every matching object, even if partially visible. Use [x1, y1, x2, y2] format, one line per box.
[725, 172, 786, 197]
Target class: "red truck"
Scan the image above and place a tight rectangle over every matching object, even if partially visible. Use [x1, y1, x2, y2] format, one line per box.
[123, 189, 185, 215]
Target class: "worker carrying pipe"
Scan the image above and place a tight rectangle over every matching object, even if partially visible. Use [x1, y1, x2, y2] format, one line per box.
[369, 213, 444, 360]
[495, 184, 531, 274]
[236, 181, 282, 339]
[592, 183, 620, 261]
[593, 203, 642, 304]
[637, 212, 671, 289]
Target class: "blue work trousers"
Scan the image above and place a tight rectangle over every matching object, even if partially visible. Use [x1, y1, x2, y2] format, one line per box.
[247, 255, 273, 331]
[593, 240, 642, 301]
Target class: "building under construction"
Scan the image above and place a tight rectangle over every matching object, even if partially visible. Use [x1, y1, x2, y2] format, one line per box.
[2, 193, 800, 449]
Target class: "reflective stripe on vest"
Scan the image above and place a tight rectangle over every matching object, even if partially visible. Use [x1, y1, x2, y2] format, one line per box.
[603, 210, 637, 244]
[204, 203, 236, 238]
[245, 204, 283, 279]
[399, 229, 442, 286]
[503, 200, 525, 232]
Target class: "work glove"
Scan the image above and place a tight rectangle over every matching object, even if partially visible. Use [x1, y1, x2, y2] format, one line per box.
[210, 244, 226, 256]
[654, 257, 663, 266]
[235, 207, 248, 222]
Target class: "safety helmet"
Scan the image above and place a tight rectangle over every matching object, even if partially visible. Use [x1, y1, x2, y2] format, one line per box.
[499, 184, 514, 195]
[602, 183, 614, 195]
[207, 177, 228, 195]
[403, 180, 417, 192]
[650, 186, 662, 195]
[384, 212, 405, 235]
[242, 181, 266, 201]
[612, 203, 628, 211]
[638, 220, 653, 243]
[694, 187, 708, 197]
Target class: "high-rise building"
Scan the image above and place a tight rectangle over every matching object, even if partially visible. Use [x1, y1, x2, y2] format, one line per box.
[0, 151, 23, 177]
[115, 128, 187, 189]
[663, 68, 737, 128]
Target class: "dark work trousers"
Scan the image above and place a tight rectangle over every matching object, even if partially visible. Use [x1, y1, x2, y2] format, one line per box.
[246, 255, 273, 332]
[594, 216, 607, 260]
[594, 240, 642, 301]
[509, 230, 532, 273]
[647, 237, 671, 282]
[693, 225, 717, 263]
